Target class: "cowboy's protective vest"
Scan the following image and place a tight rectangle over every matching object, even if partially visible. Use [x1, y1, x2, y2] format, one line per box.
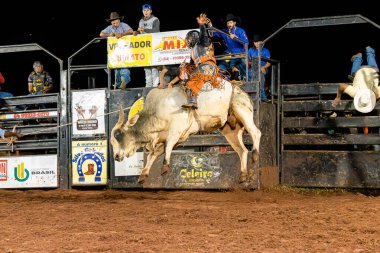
[191, 43, 215, 67]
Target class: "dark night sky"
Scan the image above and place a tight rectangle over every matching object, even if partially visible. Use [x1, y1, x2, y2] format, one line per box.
[1, 0, 379, 95]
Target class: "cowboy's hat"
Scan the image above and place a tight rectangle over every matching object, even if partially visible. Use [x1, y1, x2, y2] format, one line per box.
[353, 88, 376, 113]
[106, 12, 124, 22]
[252, 34, 263, 42]
[222, 13, 241, 26]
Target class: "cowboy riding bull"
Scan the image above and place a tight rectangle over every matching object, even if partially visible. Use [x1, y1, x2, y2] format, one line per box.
[110, 13, 261, 183]
[111, 80, 261, 183]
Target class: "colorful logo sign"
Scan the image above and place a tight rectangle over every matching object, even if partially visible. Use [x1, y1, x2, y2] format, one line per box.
[0, 160, 7, 181]
[14, 162, 30, 182]
[76, 153, 104, 182]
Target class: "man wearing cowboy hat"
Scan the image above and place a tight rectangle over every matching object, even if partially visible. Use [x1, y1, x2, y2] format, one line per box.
[100, 12, 134, 39]
[208, 13, 249, 82]
[332, 46, 379, 113]
[100, 11, 134, 89]
[248, 34, 271, 102]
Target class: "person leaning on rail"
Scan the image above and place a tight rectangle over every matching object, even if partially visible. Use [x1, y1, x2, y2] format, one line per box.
[208, 13, 249, 82]
[100, 11, 133, 90]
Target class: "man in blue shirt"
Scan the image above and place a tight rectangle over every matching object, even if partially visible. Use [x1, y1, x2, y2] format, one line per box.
[248, 34, 271, 102]
[209, 13, 249, 82]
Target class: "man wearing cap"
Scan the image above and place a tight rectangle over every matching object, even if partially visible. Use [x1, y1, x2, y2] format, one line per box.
[134, 4, 161, 88]
[100, 11, 134, 89]
[28, 61, 53, 95]
[248, 34, 271, 102]
[332, 46, 379, 113]
[208, 13, 249, 82]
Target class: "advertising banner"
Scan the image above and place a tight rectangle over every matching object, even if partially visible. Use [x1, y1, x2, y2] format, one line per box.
[0, 111, 57, 120]
[114, 152, 144, 176]
[0, 155, 58, 188]
[71, 140, 108, 185]
[107, 29, 195, 68]
[72, 89, 106, 136]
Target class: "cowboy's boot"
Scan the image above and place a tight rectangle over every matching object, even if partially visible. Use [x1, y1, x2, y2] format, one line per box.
[84, 164, 95, 175]
[120, 76, 127, 90]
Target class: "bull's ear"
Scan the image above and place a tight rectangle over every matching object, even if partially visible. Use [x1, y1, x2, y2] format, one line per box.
[115, 105, 125, 128]
[125, 114, 140, 128]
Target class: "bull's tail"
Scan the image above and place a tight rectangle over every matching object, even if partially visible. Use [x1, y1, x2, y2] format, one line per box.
[226, 81, 237, 129]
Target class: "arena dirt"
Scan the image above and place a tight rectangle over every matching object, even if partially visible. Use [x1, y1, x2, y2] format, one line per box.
[1, 187, 379, 252]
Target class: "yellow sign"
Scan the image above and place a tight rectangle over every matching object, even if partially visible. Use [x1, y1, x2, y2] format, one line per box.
[107, 35, 152, 68]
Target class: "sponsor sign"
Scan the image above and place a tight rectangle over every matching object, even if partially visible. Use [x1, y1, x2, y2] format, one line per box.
[173, 153, 222, 186]
[72, 89, 106, 136]
[107, 29, 195, 68]
[0, 111, 57, 120]
[0, 155, 58, 188]
[114, 152, 144, 176]
[72, 140, 107, 185]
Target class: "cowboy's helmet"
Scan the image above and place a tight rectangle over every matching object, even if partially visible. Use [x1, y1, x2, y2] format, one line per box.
[185, 30, 200, 48]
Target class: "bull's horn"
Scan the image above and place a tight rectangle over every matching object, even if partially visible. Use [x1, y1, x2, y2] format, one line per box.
[116, 105, 124, 128]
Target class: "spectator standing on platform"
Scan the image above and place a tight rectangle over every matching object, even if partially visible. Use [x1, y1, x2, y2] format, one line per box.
[134, 4, 161, 87]
[100, 11, 133, 89]
[248, 34, 271, 102]
[209, 13, 249, 82]
[28, 61, 53, 95]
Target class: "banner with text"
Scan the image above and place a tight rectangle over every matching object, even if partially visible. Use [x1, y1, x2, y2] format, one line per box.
[0, 155, 58, 188]
[71, 140, 108, 186]
[107, 29, 196, 68]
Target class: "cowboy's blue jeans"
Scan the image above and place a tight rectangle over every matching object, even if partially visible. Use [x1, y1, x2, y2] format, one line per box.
[0, 91, 13, 99]
[218, 58, 247, 80]
[115, 68, 131, 88]
[250, 63, 267, 101]
[351, 47, 378, 75]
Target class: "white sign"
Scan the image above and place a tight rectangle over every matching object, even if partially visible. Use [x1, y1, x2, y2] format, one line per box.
[114, 152, 144, 176]
[72, 89, 106, 136]
[0, 111, 57, 120]
[0, 155, 58, 188]
[151, 29, 193, 66]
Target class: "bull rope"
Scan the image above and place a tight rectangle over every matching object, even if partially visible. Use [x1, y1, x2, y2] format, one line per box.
[8, 105, 133, 138]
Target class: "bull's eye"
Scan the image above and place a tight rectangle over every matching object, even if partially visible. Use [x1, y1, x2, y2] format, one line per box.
[114, 130, 123, 142]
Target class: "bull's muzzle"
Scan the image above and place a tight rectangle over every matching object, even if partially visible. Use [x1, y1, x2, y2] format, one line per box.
[114, 154, 122, 162]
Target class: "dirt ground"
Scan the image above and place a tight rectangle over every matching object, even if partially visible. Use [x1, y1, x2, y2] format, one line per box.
[1, 187, 380, 253]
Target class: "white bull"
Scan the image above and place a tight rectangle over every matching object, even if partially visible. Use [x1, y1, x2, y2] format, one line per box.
[110, 80, 261, 183]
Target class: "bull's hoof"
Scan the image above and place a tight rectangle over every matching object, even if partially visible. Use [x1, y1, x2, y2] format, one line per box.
[239, 173, 248, 183]
[252, 150, 259, 163]
[138, 174, 148, 184]
[161, 164, 169, 175]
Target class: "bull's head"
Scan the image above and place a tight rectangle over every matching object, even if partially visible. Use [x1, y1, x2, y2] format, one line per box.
[110, 106, 140, 162]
